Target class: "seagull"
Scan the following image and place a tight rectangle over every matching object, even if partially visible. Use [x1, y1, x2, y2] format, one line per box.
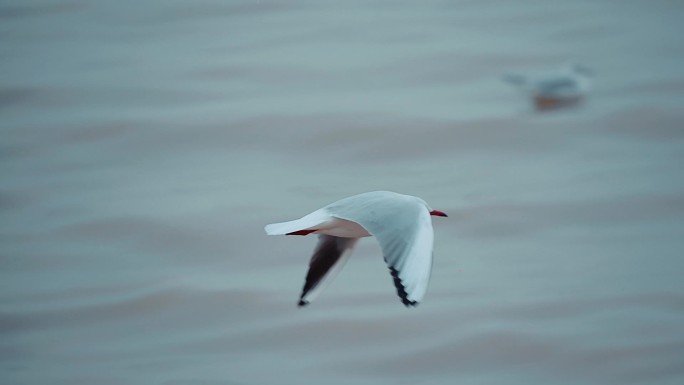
[264, 191, 447, 307]
[503, 63, 593, 110]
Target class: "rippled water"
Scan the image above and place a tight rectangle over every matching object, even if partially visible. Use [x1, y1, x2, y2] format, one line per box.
[2, 1, 684, 384]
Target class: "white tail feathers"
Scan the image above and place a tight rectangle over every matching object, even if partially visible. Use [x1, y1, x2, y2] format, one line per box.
[264, 221, 300, 235]
[264, 209, 331, 235]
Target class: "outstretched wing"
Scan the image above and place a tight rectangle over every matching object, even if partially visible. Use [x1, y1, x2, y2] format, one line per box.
[376, 209, 434, 306]
[328, 192, 435, 307]
[298, 235, 359, 307]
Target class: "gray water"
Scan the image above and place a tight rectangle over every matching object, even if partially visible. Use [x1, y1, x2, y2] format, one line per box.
[2, 1, 684, 384]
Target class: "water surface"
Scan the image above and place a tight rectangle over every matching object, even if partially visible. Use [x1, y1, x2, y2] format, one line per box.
[2, 1, 684, 384]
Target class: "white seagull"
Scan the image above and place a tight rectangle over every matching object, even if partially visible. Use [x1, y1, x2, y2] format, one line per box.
[265, 191, 447, 307]
[503, 63, 593, 110]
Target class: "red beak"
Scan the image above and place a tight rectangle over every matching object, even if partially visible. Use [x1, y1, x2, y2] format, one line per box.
[430, 210, 448, 217]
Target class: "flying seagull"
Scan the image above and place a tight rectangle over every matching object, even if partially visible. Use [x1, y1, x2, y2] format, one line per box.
[503, 63, 593, 110]
[264, 191, 447, 307]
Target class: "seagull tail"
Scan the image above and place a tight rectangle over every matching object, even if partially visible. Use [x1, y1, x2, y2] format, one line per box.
[264, 209, 330, 235]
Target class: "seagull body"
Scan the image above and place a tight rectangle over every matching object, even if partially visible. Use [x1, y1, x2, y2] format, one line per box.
[503, 64, 592, 110]
[264, 191, 447, 307]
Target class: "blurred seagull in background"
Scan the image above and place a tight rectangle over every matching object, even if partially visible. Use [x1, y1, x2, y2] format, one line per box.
[504, 63, 593, 110]
[265, 191, 447, 308]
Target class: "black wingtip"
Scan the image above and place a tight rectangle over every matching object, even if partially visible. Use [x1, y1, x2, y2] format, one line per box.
[298, 299, 309, 308]
[387, 264, 419, 307]
[403, 299, 419, 308]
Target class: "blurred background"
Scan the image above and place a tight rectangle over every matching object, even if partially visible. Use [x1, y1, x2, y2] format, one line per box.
[2, 1, 684, 384]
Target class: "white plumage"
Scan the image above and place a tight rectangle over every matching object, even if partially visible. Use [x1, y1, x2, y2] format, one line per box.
[265, 191, 447, 307]
[503, 63, 593, 110]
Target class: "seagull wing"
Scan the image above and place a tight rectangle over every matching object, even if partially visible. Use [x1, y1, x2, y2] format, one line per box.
[374, 208, 434, 306]
[329, 192, 435, 307]
[298, 235, 358, 307]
